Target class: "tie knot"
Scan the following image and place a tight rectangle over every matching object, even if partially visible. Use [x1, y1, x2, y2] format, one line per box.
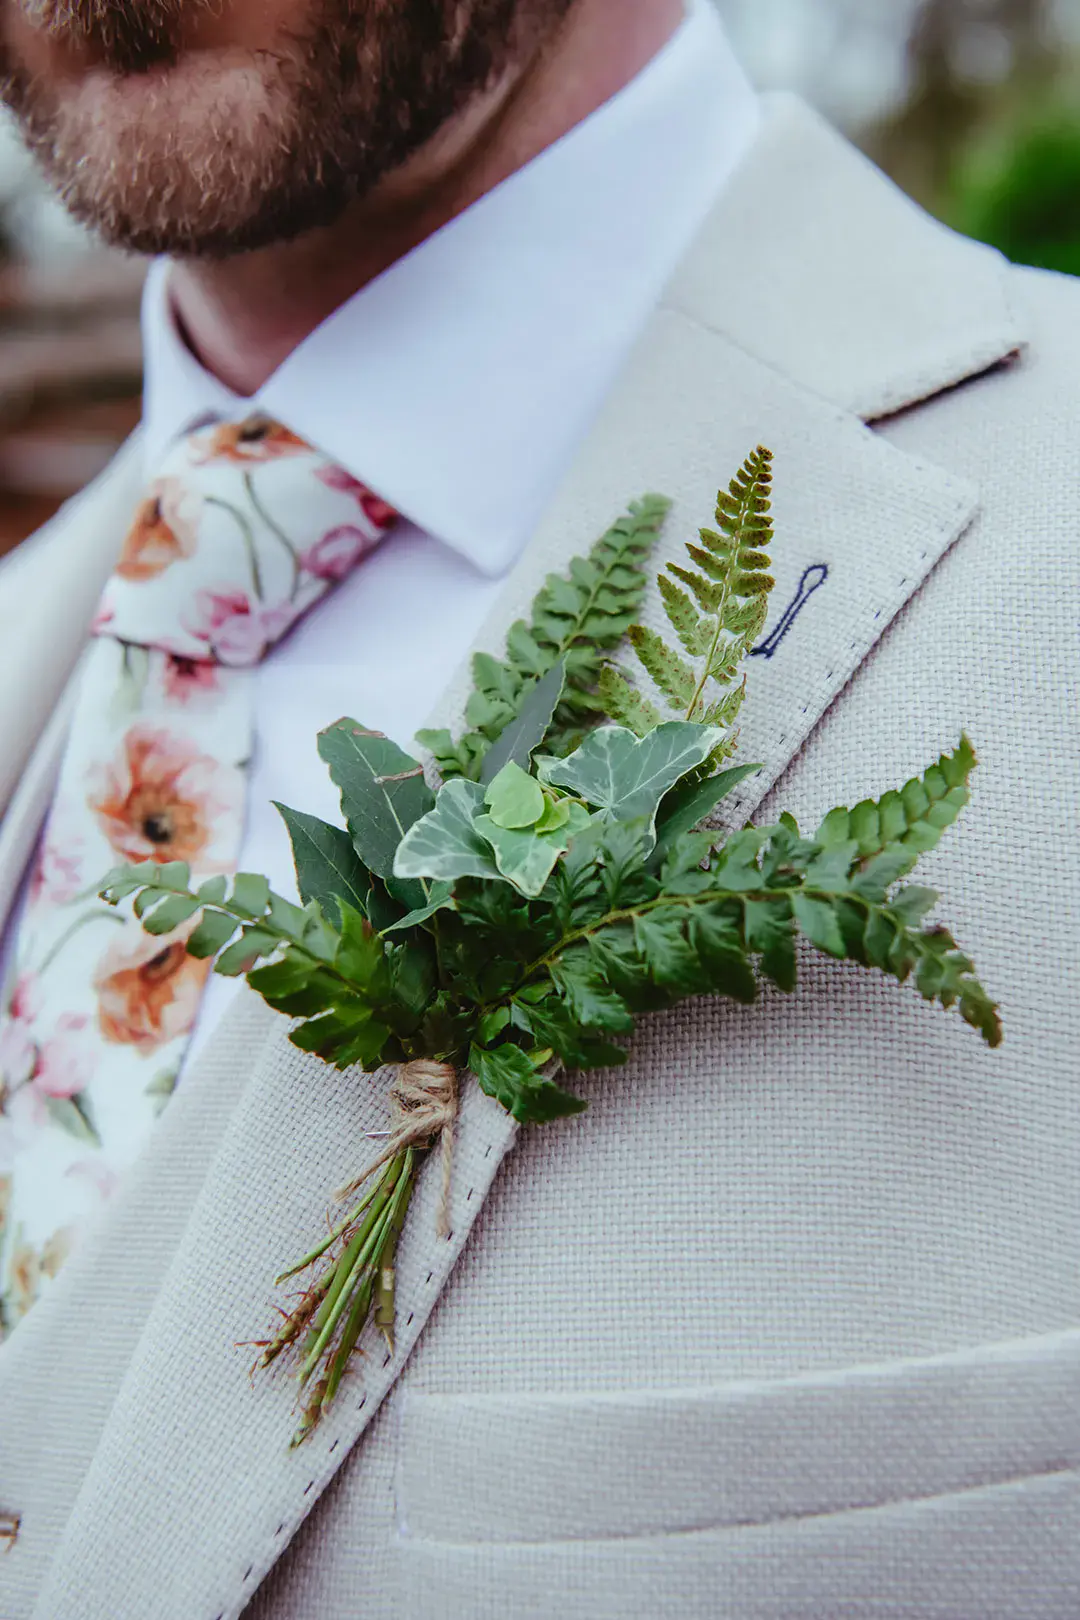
[94, 413, 398, 667]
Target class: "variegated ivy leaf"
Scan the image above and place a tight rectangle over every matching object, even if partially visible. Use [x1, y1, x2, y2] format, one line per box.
[393, 780, 502, 885]
[474, 802, 593, 899]
[484, 760, 547, 830]
[539, 721, 726, 842]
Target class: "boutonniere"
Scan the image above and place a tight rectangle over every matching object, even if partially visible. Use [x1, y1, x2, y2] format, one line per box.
[102, 447, 1000, 1446]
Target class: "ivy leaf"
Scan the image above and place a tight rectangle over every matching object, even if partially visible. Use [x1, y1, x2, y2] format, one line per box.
[275, 802, 386, 929]
[317, 721, 434, 885]
[479, 659, 567, 786]
[541, 722, 724, 839]
[469, 1042, 588, 1124]
[484, 761, 547, 829]
[474, 803, 592, 899]
[393, 780, 502, 884]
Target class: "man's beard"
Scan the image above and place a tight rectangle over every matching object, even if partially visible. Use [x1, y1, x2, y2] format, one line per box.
[0, 0, 572, 257]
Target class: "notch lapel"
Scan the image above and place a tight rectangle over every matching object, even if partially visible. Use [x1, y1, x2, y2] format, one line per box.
[0, 434, 144, 927]
[21, 101, 1026, 1620]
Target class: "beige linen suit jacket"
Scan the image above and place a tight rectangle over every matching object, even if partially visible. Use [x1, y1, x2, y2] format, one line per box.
[1, 98, 1078, 1619]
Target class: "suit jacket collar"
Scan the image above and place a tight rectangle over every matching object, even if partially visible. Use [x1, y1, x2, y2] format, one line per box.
[680, 93, 1025, 423]
[14, 98, 1027, 1620]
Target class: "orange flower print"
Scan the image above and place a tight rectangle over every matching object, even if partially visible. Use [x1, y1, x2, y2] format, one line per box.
[88, 725, 241, 868]
[88, 724, 242, 867]
[39, 1225, 74, 1280]
[116, 477, 201, 583]
[94, 922, 211, 1053]
[195, 414, 308, 464]
[6, 1237, 39, 1323]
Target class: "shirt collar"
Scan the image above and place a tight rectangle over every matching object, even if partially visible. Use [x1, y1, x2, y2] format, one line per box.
[141, 0, 759, 577]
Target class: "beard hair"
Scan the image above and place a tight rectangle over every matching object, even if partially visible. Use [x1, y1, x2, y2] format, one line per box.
[0, 0, 573, 257]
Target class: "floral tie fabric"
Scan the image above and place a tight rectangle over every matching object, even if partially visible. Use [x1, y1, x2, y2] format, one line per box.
[0, 415, 396, 1334]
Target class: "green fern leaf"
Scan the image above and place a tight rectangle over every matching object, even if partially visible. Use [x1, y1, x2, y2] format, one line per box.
[627, 625, 697, 710]
[616, 445, 777, 734]
[816, 737, 977, 859]
[666, 563, 724, 613]
[421, 495, 670, 778]
[657, 574, 712, 657]
[596, 665, 663, 737]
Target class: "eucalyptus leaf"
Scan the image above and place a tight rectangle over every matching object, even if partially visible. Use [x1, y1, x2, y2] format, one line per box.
[478, 657, 567, 785]
[317, 721, 434, 880]
[393, 780, 502, 884]
[541, 721, 726, 838]
[381, 884, 456, 935]
[649, 763, 762, 870]
[275, 801, 385, 928]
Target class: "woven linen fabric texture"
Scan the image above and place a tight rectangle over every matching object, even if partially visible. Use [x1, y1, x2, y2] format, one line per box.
[249, 261, 1080, 1619]
[3, 104, 1080, 1619]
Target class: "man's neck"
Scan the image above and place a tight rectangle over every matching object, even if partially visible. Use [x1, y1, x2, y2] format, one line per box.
[169, 0, 684, 398]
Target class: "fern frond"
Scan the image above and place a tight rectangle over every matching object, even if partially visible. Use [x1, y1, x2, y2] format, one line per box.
[617, 446, 777, 736]
[423, 496, 670, 778]
[816, 737, 977, 860]
[657, 575, 712, 656]
[627, 624, 697, 710]
[596, 666, 663, 738]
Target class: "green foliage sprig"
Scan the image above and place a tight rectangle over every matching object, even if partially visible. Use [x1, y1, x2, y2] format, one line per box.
[416, 494, 670, 778]
[600, 445, 775, 748]
[101, 445, 1001, 1446]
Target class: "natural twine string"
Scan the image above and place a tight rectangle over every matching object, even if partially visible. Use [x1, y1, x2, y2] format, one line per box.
[335, 1060, 458, 1237]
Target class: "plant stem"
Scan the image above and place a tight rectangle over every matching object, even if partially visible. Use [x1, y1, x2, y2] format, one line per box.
[275, 1175, 385, 1284]
[243, 471, 302, 600]
[204, 495, 264, 601]
[299, 1156, 406, 1380]
[34, 907, 127, 976]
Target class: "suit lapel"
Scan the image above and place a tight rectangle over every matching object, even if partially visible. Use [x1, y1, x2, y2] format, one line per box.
[0, 435, 144, 923]
[28, 102, 1025, 1620]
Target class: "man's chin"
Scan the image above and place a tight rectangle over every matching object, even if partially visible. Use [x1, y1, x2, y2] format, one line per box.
[0, 43, 323, 258]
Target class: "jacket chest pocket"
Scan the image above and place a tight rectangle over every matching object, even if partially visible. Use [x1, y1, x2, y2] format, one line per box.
[396, 1331, 1080, 1619]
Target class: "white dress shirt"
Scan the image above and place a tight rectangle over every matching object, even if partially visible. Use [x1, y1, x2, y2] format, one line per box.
[139, 0, 759, 1059]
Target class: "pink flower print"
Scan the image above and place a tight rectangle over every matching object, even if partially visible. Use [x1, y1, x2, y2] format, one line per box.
[7, 974, 40, 1027]
[34, 1015, 94, 1101]
[301, 526, 376, 583]
[29, 835, 84, 907]
[0, 974, 41, 1092]
[66, 1157, 120, 1203]
[314, 466, 398, 532]
[88, 723, 242, 866]
[161, 654, 221, 706]
[183, 588, 297, 667]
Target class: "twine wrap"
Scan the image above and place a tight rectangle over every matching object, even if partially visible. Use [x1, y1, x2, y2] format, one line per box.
[336, 1060, 458, 1237]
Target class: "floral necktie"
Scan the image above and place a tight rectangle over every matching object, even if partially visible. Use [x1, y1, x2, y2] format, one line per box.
[0, 414, 397, 1334]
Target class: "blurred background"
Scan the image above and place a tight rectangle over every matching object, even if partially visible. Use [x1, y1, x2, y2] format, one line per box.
[0, 0, 1078, 553]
